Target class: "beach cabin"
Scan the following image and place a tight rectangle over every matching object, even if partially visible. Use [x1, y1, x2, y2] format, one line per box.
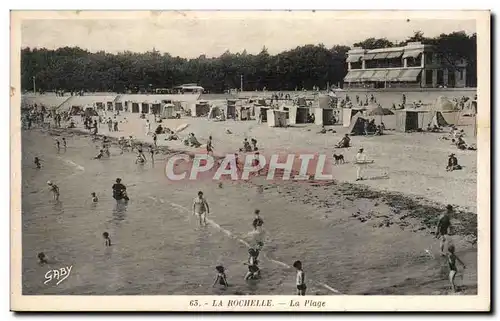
[191, 100, 211, 117]
[395, 110, 420, 132]
[237, 106, 252, 121]
[267, 109, 288, 127]
[226, 99, 239, 119]
[288, 106, 309, 125]
[161, 104, 176, 119]
[254, 106, 270, 122]
[140, 102, 149, 114]
[314, 108, 337, 126]
[151, 102, 162, 114]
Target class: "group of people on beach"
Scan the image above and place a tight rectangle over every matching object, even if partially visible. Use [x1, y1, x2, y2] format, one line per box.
[26, 95, 471, 295]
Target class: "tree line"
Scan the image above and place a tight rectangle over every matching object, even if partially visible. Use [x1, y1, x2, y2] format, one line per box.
[21, 31, 477, 93]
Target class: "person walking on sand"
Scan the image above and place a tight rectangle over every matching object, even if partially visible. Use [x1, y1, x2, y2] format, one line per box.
[206, 136, 214, 155]
[355, 148, 372, 181]
[144, 119, 151, 136]
[193, 191, 210, 226]
[436, 205, 453, 256]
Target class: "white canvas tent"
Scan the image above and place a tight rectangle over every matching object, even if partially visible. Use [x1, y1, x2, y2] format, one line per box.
[342, 108, 365, 127]
[161, 104, 176, 119]
[267, 109, 287, 127]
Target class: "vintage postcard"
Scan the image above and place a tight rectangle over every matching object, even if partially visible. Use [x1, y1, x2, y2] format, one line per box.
[10, 10, 490, 312]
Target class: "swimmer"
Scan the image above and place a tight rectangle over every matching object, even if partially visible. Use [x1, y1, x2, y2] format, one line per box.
[34, 157, 41, 169]
[193, 191, 210, 226]
[244, 248, 261, 280]
[94, 149, 104, 160]
[91, 192, 98, 203]
[55, 139, 60, 150]
[47, 181, 60, 201]
[102, 232, 112, 246]
[447, 244, 466, 292]
[293, 260, 306, 296]
[253, 209, 264, 229]
[212, 265, 229, 288]
[38, 252, 48, 265]
[436, 205, 453, 256]
[112, 178, 129, 201]
[62, 137, 67, 149]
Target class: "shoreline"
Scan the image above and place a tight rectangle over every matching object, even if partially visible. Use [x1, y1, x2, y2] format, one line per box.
[46, 126, 477, 243]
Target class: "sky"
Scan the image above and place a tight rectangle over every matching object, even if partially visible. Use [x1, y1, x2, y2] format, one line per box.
[20, 11, 477, 58]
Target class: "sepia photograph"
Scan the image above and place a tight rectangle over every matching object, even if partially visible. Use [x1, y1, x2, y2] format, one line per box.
[10, 10, 490, 311]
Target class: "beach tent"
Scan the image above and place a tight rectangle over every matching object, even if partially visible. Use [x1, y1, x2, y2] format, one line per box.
[347, 114, 367, 136]
[237, 106, 252, 120]
[161, 104, 176, 119]
[432, 96, 458, 112]
[288, 106, 309, 125]
[226, 99, 239, 119]
[208, 105, 224, 120]
[395, 110, 420, 132]
[430, 111, 449, 127]
[420, 110, 450, 128]
[254, 106, 269, 122]
[141, 102, 150, 114]
[342, 108, 365, 127]
[267, 109, 287, 127]
[191, 101, 211, 117]
[131, 102, 140, 113]
[151, 103, 161, 114]
[314, 108, 337, 126]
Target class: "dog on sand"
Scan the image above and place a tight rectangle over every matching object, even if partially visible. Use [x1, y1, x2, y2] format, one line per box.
[333, 154, 345, 165]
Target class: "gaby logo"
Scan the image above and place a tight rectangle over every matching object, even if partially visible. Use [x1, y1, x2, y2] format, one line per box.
[165, 152, 333, 182]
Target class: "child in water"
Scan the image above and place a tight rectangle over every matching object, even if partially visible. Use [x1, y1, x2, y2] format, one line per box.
[94, 149, 104, 160]
[103, 232, 112, 246]
[55, 139, 60, 150]
[293, 260, 306, 296]
[62, 137, 67, 149]
[447, 244, 466, 292]
[212, 265, 229, 288]
[34, 157, 41, 169]
[244, 248, 261, 280]
[38, 252, 48, 265]
[47, 181, 60, 201]
[91, 192, 98, 203]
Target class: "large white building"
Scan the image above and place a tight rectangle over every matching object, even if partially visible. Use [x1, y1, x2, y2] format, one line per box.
[344, 42, 467, 89]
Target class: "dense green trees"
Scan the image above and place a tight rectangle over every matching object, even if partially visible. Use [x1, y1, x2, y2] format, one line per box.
[21, 31, 477, 93]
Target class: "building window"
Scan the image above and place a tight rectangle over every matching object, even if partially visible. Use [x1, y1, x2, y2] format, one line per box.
[425, 70, 433, 85]
[460, 69, 464, 80]
[351, 62, 361, 69]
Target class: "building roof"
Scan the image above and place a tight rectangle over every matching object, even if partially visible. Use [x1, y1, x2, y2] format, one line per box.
[347, 42, 432, 61]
